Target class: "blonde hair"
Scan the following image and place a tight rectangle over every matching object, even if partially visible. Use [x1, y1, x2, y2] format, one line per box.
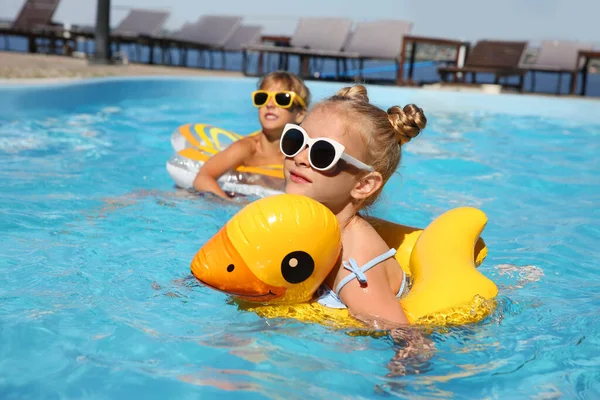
[318, 84, 427, 208]
[258, 71, 311, 110]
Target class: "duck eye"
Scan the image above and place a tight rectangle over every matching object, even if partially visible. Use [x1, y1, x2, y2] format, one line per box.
[281, 251, 314, 284]
[227, 264, 234, 272]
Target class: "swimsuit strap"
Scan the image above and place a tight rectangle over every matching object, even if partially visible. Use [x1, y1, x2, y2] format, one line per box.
[334, 248, 397, 296]
[397, 270, 407, 298]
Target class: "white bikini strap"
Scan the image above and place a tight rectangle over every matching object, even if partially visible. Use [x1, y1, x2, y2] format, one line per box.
[334, 248, 397, 296]
[397, 270, 407, 298]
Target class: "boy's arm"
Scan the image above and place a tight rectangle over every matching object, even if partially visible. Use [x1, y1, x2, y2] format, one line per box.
[193, 139, 254, 199]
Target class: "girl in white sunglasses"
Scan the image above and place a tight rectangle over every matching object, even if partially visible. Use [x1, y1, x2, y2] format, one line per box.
[282, 84, 427, 327]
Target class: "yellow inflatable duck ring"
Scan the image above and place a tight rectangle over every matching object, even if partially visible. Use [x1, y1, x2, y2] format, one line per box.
[192, 194, 342, 304]
[191, 194, 499, 328]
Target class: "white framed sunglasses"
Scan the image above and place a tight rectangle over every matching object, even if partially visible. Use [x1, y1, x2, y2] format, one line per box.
[280, 123, 374, 172]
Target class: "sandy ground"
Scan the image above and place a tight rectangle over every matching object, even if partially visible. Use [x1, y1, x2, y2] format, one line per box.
[0, 51, 243, 81]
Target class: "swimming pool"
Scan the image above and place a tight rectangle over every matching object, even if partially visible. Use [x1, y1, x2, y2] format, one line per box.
[1, 76, 599, 399]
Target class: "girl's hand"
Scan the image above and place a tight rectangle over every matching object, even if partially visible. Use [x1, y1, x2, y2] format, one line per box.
[386, 327, 436, 377]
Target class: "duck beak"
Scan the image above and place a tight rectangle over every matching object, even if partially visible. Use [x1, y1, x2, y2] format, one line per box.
[191, 226, 286, 303]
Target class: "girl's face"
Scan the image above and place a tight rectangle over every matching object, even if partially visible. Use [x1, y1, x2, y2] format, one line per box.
[257, 82, 306, 138]
[283, 105, 374, 215]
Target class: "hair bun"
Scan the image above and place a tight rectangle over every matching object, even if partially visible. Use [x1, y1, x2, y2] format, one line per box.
[335, 84, 369, 103]
[387, 104, 427, 145]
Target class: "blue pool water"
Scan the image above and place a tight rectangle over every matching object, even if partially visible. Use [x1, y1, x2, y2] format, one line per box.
[1, 77, 599, 399]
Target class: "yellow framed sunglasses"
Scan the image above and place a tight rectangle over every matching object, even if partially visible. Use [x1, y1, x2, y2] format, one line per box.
[251, 90, 306, 109]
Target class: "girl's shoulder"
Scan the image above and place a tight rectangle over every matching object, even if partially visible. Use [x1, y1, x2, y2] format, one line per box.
[237, 134, 261, 149]
[343, 216, 391, 264]
[226, 135, 259, 160]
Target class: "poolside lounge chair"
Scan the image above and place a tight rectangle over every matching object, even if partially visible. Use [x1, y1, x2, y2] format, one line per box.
[222, 25, 263, 52]
[0, 0, 61, 52]
[159, 15, 243, 68]
[111, 8, 171, 63]
[10, 0, 61, 32]
[522, 40, 593, 94]
[112, 8, 170, 39]
[220, 25, 263, 69]
[335, 19, 414, 81]
[437, 40, 528, 91]
[242, 17, 354, 77]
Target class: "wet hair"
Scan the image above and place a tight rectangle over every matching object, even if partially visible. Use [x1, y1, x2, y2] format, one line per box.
[257, 71, 311, 110]
[318, 84, 427, 208]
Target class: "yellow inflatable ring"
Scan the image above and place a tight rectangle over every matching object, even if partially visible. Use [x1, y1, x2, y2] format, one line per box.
[191, 194, 498, 329]
[166, 123, 285, 197]
[192, 193, 342, 304]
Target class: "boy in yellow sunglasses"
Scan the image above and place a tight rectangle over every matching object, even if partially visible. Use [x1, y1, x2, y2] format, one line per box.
[193, 71, 311, 199]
